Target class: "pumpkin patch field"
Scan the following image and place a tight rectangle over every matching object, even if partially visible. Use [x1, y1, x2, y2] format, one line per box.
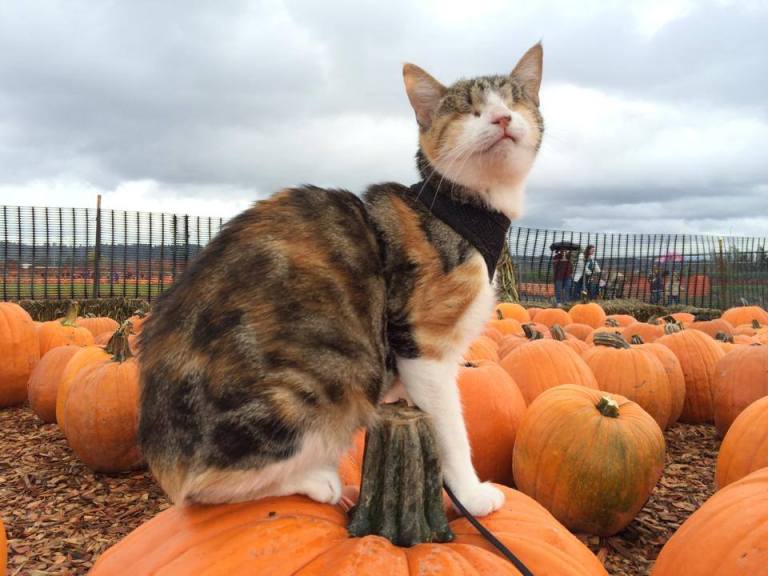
[1, 301, 767, 575]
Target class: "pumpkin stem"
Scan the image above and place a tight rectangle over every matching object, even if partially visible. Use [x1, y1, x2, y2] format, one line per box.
[663, 323, 682, 335]
[106, 321, 134, 362]
[347, 401, 453, 546]
[593, 332, 631, 349]
[496, 308, 504, 321]
[596, 396, 620, 418]
[662, 315, 676, 324]
[714, 331, 734, 343]
[550, 324, 567, 341]
[61, 301, 79, 327]
[630, 335, 644, 345]
[522, 323, 543, 340]
[752, 320, 761, 329]
[605, 318, 620, 327]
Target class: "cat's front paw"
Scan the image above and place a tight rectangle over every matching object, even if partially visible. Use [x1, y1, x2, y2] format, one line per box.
[293, 467, 343, 505]
[454, 482, 505, 517]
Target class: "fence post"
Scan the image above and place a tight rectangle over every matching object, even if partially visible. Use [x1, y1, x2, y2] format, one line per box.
[92, 194, 102, 298]
[716, 237, 727, 310]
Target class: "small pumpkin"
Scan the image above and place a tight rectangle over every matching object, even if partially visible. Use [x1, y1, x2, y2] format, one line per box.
[715, 396, 768, 489]
[500, 339, 598, 404]
[513, 385, 665, 536]
[62, 322, 143, 472]
[720, 305, 768, 327]
[458, 361, 527, 486]
[494, 302, 531, 323]
[568, 301, 606, 329]
[605, 314, 637, 327]
[669, 312, 695, 324]
[651, 467, 768, 576]
[0, 302, 40, 408]
[712, 344, 768, 436]
[487, 313, 524, 337]
[533, 307, 572, 328]
[657, 329, 725, 424]
[37, 303, 94, 357]
[76, 315, 119, 338]
[27, 345, 80, 423]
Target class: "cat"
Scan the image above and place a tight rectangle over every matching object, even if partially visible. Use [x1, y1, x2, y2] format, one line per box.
[138, 43, 543, 517]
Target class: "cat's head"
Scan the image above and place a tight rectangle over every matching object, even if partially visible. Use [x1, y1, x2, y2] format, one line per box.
[403, 43, 543, 219]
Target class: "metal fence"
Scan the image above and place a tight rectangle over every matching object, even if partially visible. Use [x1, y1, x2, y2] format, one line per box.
[508, 227, 768, 308]
[0, 205, 224, 301]
[1, 204, 767, 309]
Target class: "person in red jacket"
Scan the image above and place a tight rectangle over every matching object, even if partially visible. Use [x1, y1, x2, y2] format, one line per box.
[552, 248, 573, 306]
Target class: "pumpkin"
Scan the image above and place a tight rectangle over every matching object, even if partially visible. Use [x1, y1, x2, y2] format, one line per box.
[533, 307, 572, 328]
[689, 319, 734, 339]
[0, 302, 40, 408]
[712, 344, 768, 436]
[582, 333, 673, 429]
[721, 305, 768, 327]
[605, 314, 637, 327]
[568, 302, 606, 328]
[338, 429, 366, 488]
[457, 362, 526, 486]
[127, 310, 150, 333]
[657, 329, 725, 423]
[564, 323, 594, 341]
[27, 345, 80, 423]
[37, 303, 94, 357]
[56, 342, 113, 431]
[651, 467, 768, 576]
[487, 316, 524, 337]
[481, 326, 504, 344]
[494, 302, 530, 323]
[76, 316, 119, 338]
[715, 396, 768, 489]
[463, 336, 499, 363]
[669, 312, 695, 324]
[551, 325, 590, 354]
[585, 326, 623, 345]
[526, 306, 542, 320]
[513, 385, 665, 536]
[630, 336, 686, 426]
[621, 322, 664, 344]
[500, 339, 598, 404]
[90, 485, 608, 576]
[62, 323, 143, 472]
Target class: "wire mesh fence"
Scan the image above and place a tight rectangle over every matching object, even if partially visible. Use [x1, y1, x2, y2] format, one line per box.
[1, 204, 766, 309]
[508, 227, 768, 308]
[0, 205, 224, 301]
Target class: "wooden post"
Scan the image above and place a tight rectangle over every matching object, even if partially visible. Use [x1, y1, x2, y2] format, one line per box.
[92, 194, 102, 298]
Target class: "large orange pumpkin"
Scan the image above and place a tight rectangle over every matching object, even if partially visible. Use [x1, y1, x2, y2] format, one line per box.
[487, 316, 524, 337]
[715, 396, 768, 489]
[564, 323, 594, 341]
[631, 338, 686, 426]
[657, 329, 725, 423]
[463, 336, 499, 363]
[457, 362, 526, 486]
[690, 319, 734, 339]
[62, 324, 143, 472]
[513, 385, 665, 536]
[721, 305, 768, 327]
[712, 344, 768, 436]
[568, 302, 606, 328]
[533, 307, 572, 328]
[500, 339, 598, 404]
[669, 312, 695, 324]
[76, 316, 119, 337]
[606, 314, 637, 327]
[651, 467, 768, 576]
[90, 485, 608, 575]
[37, 304, 94, 357]
[0, 302, 40, 408]
[55, 344, 111, 431]
[582, 333, 673, 429]
[27, 345, 80, 423]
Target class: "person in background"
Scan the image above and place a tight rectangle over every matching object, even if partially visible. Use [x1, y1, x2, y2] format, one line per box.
[649, 267, 663, 304]
[666, 270, 682, 304]
[572, 245, 600, 299]
[552, 248, 573, 307]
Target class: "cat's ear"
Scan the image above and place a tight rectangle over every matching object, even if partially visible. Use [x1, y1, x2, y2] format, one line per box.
[511, 43, 543, 106]
[403, 63, 447, 131]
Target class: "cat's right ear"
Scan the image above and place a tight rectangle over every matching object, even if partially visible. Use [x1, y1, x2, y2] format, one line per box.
[403, 64, 446, 131]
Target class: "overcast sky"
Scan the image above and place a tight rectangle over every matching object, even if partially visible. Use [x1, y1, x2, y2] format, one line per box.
[1, 0, 766, 235]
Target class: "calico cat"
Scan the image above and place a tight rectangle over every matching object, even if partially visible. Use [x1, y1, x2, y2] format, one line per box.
[138, 43, 543, 517]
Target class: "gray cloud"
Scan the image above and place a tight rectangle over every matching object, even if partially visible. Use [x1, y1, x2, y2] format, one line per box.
[0, 0, 766, 234]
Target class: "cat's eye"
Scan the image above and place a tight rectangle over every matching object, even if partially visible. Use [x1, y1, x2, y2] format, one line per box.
[473, 111, 481, 117]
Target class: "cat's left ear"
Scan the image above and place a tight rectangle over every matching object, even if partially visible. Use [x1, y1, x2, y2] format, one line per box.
[511, 43, 543, 106]
[403, 63, 447, 131]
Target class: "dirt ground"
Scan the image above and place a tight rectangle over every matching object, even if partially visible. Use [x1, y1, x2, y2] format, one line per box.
[0, 407, 718, 575]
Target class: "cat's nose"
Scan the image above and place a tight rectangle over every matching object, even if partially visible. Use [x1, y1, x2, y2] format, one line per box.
[491, 113, 512, 129]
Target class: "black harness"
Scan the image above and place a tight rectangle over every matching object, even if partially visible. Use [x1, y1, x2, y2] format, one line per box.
[410, 179, 510, 281]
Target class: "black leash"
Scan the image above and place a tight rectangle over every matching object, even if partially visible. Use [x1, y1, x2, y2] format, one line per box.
[443, 483, 535, 576]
